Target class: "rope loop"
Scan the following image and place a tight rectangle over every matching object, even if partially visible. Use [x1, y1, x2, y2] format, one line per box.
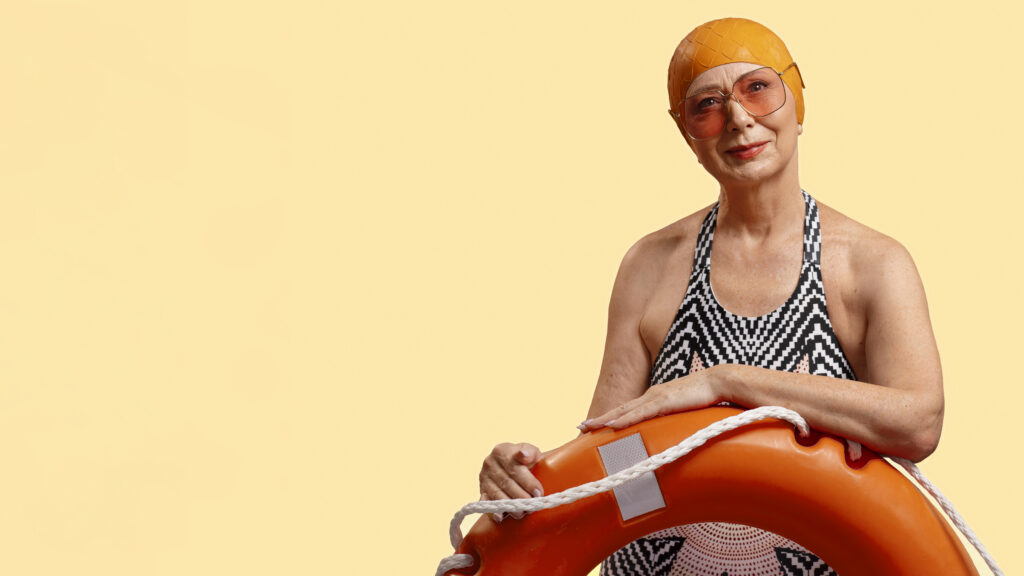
[435, 553, 475, 576]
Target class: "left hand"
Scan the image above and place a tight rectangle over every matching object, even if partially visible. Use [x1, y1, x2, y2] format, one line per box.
[578, 368, 723, 432]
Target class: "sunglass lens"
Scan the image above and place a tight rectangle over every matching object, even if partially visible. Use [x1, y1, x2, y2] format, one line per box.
[734, 68, 786, 116]
[682, 93, 726, 140]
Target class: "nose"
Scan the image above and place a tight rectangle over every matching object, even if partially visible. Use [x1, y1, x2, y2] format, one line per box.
[724, 96, 755, 132]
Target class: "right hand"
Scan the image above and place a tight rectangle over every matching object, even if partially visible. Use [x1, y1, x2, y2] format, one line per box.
[479, 442, 544, 522]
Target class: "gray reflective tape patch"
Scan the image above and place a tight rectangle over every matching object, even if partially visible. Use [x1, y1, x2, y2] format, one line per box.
[597, 433, 666, 521]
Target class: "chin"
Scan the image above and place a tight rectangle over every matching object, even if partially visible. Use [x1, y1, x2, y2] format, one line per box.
[711, 144, 798, 185]
[713, 160, 783, 184]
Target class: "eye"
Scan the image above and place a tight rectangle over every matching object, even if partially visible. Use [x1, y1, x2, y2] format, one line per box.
[746, 80, 769, 92]
[695, 95, 722, 112]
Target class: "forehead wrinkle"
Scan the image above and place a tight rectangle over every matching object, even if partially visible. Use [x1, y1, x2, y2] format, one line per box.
[687, 81, 725, 97]
[686, 62, 763, 98]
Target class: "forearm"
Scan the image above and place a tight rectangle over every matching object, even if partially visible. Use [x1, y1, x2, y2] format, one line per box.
[711, 364, 944, 461]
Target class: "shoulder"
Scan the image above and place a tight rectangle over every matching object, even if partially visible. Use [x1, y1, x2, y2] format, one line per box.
[816, 200, 923, 307]
[818, 200, 915, 268]
[618, 205, 714, 283]
[610, 204, 714, 309]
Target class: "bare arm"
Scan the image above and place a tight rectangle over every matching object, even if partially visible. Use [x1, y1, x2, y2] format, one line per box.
[585, 239, 660, 419]
[582, 238, 944, 462]
[478, 238, 660, 508]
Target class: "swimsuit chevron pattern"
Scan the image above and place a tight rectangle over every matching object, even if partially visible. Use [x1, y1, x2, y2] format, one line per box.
[601, 191, 854, 576]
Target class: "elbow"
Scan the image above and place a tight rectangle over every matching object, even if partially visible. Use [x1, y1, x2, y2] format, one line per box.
[899, 398, 945, 463]
[902, 426, 941, 462]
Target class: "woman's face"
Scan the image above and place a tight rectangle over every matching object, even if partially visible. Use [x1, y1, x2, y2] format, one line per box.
[683, 62, 802, 187]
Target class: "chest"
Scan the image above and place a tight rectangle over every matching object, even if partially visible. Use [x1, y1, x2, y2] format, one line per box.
[638, 233, 867, 376]
[707, 234, 804, 317]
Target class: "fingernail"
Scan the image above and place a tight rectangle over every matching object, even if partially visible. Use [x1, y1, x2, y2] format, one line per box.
[532, 489, 543, 498]
[518, 449, 530, 459]
[493, 513, 503, 523]
[511, 511, 524, 520]
[576, 423, 587, 430]
[606, 419, 616, 426]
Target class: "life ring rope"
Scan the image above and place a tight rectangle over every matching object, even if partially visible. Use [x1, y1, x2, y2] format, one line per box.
[435, 406, 1003, 576]
[889, 454, 1002, 575]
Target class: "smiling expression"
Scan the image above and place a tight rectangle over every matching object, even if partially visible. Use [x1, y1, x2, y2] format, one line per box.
[683, 62, 802, 187]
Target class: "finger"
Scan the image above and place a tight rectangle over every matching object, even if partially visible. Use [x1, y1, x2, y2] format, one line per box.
[499, 470, 535, 520]
[506, 460, 544, 500]
[479, 493, 506, 523]
[479, 479, 512, 522]
[481, 476, 531, 520]
[580, 396, 647, 430]
[578, 406, 629, 431]
[607, 399, 663, 429]
[512, 444, 542, 467]
[495, 467, 535, 500]
[479, 477, 512, 501]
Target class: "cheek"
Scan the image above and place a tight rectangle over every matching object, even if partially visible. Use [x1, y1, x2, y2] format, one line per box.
[764, 112, 799, 154]
[690, 143, 716, 166]
[778, 123, 800, 154]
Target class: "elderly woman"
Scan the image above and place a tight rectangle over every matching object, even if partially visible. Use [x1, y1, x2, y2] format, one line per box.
[478, 17, 943, 575]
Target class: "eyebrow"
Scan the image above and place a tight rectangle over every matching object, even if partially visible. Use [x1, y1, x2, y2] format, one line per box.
[686, 84, 725, 97]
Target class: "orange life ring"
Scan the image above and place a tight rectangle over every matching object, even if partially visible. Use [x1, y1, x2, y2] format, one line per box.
[446, 406, 977, 575]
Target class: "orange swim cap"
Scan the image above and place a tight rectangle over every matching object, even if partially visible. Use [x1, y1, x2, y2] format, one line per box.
[668, 18, 805, 138]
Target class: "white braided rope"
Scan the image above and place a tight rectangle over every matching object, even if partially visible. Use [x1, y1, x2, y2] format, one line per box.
[889, 456, 1003, 576]
[435, 407, 1003, 576]
[435, 406, 808, 576]
[435, 554, 475, 575]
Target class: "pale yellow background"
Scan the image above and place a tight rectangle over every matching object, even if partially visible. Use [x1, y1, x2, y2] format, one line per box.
[0, 1, 1018, 574]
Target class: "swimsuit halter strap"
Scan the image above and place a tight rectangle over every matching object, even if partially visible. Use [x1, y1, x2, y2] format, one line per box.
[691, 190, 820, 274]
[690, 205, 718, 274]
[801, 190, 822, 267]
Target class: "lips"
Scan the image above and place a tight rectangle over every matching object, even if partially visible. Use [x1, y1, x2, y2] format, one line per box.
[726, 141, 769, 160]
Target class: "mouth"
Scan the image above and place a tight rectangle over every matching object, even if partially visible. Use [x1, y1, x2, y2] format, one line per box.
[726, 141, 769, 160]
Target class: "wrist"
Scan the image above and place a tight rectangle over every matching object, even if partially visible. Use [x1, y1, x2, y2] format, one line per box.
[706, 364, 737, 405]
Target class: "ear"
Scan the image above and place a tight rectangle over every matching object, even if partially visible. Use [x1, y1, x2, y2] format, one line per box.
[797, 123, 803, 135]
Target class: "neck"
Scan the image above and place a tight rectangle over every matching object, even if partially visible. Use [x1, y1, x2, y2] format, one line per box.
[715, 159, 802, 239]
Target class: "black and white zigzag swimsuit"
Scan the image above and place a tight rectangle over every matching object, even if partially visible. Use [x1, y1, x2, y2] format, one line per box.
[601, 191, 856, 576]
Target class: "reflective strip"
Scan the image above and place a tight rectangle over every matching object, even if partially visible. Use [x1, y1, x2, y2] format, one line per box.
[597, 433, 666, 521]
